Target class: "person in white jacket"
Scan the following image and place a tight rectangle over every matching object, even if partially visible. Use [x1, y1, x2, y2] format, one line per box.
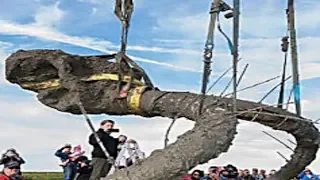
[115, 139, 145, 169]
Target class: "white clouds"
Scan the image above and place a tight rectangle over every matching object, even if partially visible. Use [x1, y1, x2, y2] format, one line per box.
[91, 7, 97, 15]
[300, 63, 320, 80]
[0, 20, 108, 53]
[0, 20, 201, 72]
[156, 12, 209, 40]
[33, 1, 65, 28]
[150, 0, 320, 83]
[0, 41, 13, 85]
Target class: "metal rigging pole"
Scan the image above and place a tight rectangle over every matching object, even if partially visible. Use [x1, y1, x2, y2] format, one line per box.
[287, 0, 301, 116]
[199, 0, 220, 115]
[232, 0, 240, 113]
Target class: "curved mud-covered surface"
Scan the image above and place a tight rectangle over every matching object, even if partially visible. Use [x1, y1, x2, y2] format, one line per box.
[5, 49, 320, 180]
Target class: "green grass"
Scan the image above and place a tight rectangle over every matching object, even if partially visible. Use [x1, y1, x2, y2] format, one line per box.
[23, 172, 63, 180]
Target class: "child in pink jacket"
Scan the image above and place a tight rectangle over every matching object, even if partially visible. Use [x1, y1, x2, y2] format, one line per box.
[59, 145, 85, 167]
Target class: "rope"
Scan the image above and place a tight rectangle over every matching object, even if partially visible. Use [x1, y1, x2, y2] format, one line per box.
[259, 76, 292, 103]
[285, 87, 294, 110]
[237, 63, 248, 86]
[224, 75, 280, 97]
[262, 131, 294, 151]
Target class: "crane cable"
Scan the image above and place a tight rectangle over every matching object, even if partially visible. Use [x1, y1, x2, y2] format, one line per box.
[115, 0, 133, 53]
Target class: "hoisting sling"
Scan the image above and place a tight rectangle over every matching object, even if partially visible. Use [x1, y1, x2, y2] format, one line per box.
[114, 0, 153, 99]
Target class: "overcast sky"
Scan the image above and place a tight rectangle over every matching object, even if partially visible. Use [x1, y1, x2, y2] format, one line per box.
[1, 0, 320, 173]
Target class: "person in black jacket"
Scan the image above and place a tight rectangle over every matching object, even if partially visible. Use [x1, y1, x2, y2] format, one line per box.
[0, 148, 25, 177]
[88, 120, 119, 180]
[0, 149, 25, 167]
[74, 156, 93, 180]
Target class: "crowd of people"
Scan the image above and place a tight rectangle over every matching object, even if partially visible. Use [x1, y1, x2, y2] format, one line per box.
[180, 166, 320, 180]
[0, 119, 319, 180]
[54, 119, 146, 180]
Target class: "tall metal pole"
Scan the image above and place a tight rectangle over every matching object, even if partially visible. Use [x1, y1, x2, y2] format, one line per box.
[277, 37, 289, 109]
[199, 0, 220, 115]
[232, 0, 240, 113]
[287, 0, 301, 116]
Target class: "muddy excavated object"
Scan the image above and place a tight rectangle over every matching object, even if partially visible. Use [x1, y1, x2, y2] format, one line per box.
[5, 49, 320, 180]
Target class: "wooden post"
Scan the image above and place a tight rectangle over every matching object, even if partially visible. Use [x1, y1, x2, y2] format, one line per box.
[232, 0, 240, 113]
[199, 0, 220, 115]
[287, 0, 301, 116]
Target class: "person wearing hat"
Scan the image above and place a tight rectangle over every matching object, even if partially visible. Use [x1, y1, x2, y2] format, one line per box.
[219, 164, 242, 180]
[297, 168, 320, 180]
[54, 144, 77, 180]
[0, 161, 20, 180]
[0, 148, 25, 178]
[0, 149, 25, 168]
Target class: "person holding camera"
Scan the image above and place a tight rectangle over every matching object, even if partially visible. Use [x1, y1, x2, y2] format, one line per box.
[89, 120, 119, 180]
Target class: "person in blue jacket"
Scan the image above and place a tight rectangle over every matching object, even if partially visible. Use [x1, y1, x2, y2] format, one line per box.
[298, 168, 319, 180]
[55, 144, 77, 180]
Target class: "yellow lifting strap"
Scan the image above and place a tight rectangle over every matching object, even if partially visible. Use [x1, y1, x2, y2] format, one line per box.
[127, 86, 148, 113]
[21, 73, 144, 90]
[21, 79, 60, 90]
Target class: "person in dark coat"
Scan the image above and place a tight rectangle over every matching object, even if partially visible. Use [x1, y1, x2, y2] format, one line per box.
[74, 156, 93, 180]
[54, 144, 77, 180]
[0, 149, 25, 167]
[242, 169, 256, 180]
[0, 148, 25, 177]
[89, 120, 119, 180]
